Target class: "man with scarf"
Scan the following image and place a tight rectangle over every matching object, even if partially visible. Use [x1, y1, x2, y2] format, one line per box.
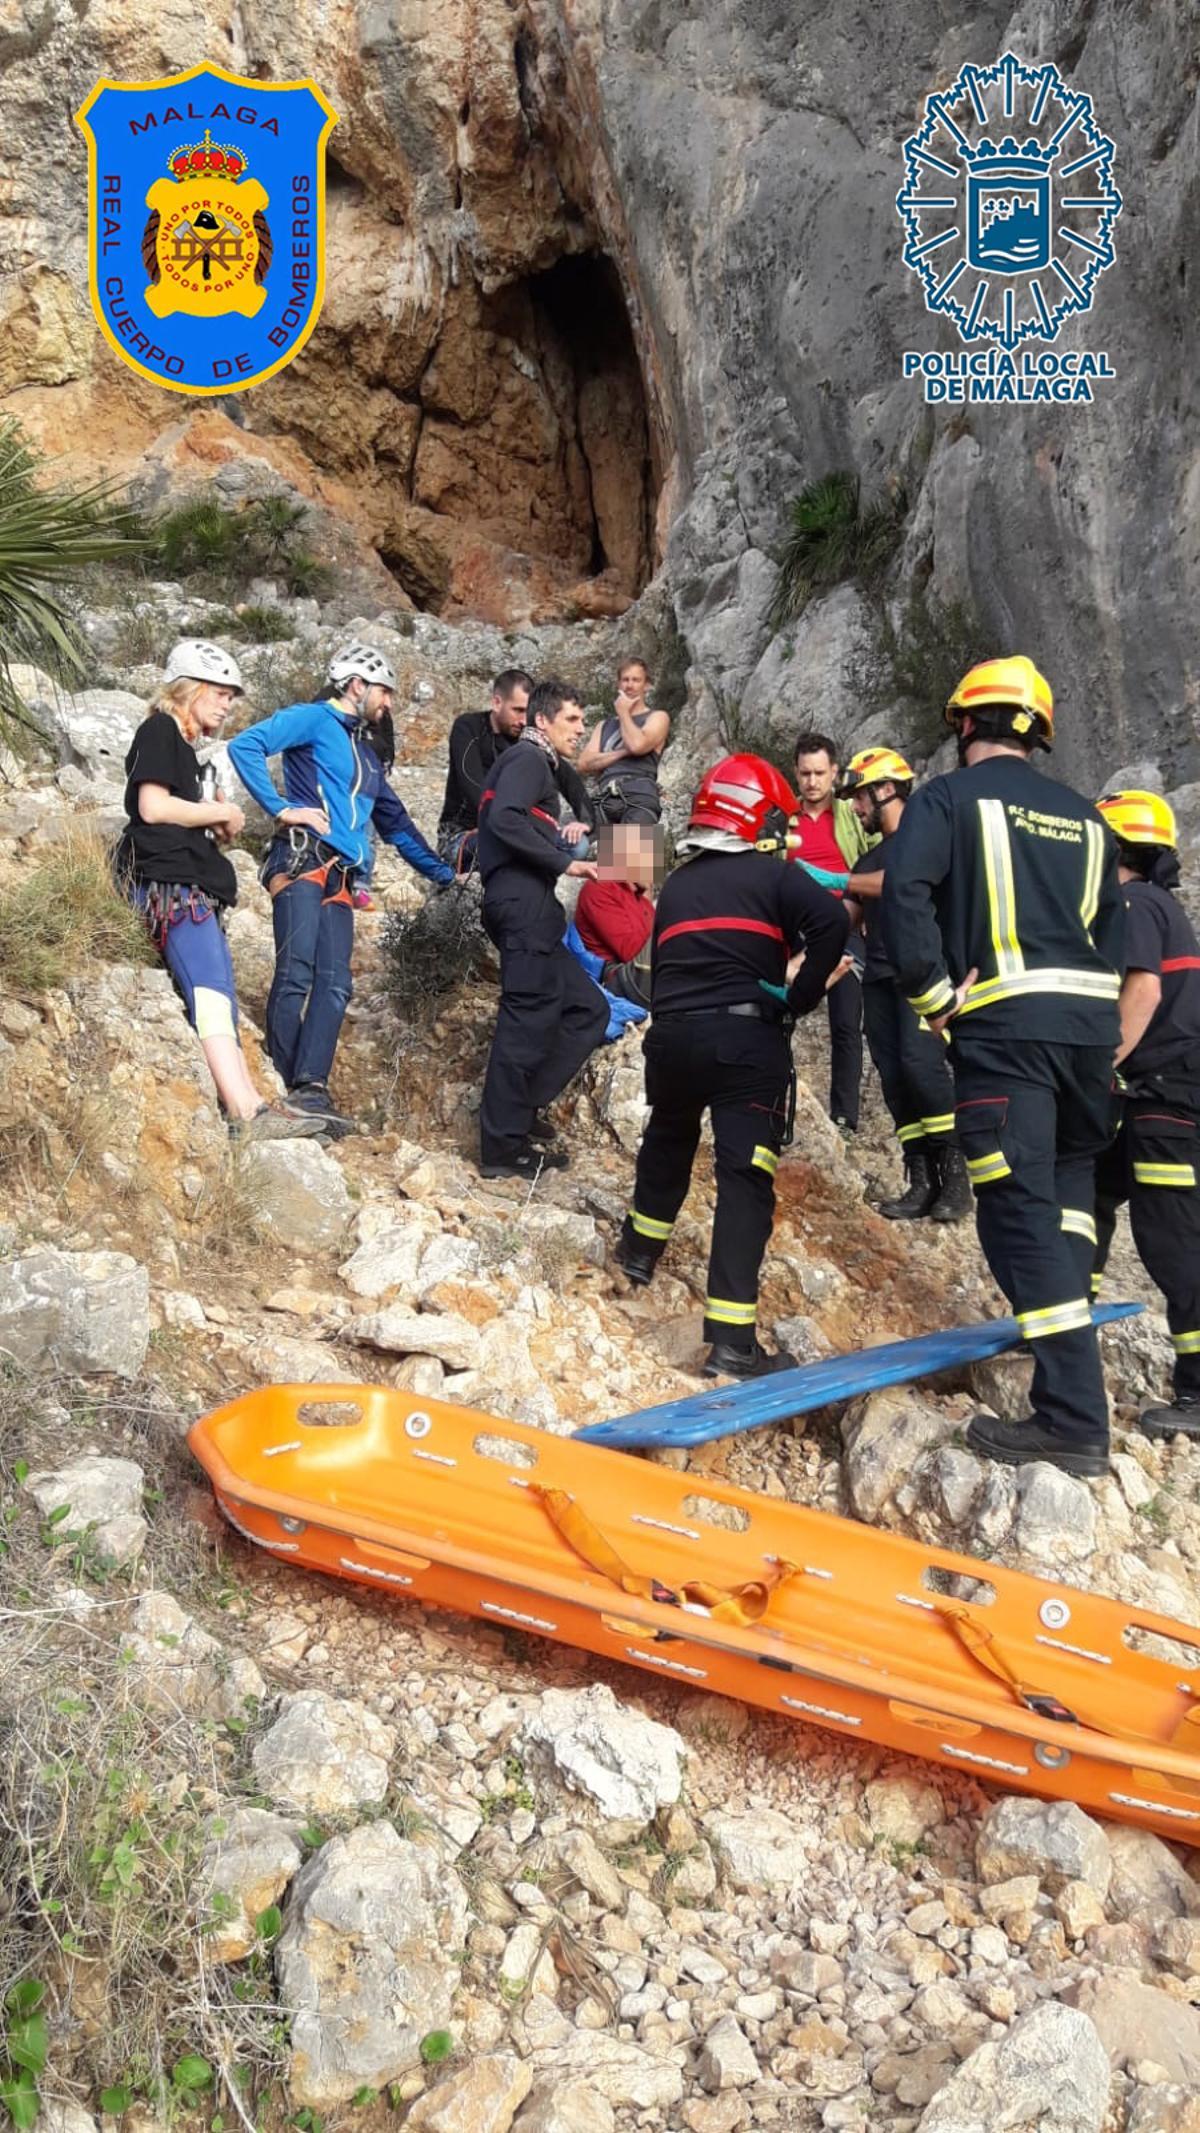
[476, 678, 606, 1179]
[1092, 790, 1200, 1441]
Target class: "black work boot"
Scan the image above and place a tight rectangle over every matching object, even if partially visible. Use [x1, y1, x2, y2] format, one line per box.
[965, 1411, 1109, 1478]
[703, 1339, 798, 1381]
[929, 1143, 973, 1223]
[480, 1142, 569, 1180]
[1138, 1393, 1200, 1442]
[880, 1146, 937, 1220]
[614, 1238, 660, 1288]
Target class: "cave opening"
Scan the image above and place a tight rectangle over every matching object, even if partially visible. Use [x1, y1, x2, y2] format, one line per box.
[387, 246, 657, 614]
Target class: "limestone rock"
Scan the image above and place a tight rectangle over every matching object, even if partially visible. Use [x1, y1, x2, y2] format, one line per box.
[841, 1388, 959, 1523]
[1067, 1976, 1200, 2086]
[0, 1248, 150, 1378]
[737, 584, 876, 759]
[553, 1827, 625, 1911]
[520, 1684, 685, 1827]
[916, 2002, 1109, 2132]
[1013, 1462, 1097, 1563]
[36, 2106, 102, 2133]
[704, 1806, 813, 1890]
[252, 1691, 396, 1814]
[197, 1805, 304, 1963]
[241, 1142, 354, 1252]
[338, 1218, 436, 1299]
[511, 2084, 613, 2133]
[47, 686, 142, 781]
[120, 1592, 265, 1720]
[278, 1821, 469, 2107]
[1102, 1823, 1200, 1923]
[698, 2014, 759, 2092]
[863, 1773, 946, 1847]
[346, 1304, 478, 1370]
[403, 2053, 532, 2133]
[976, 1798, 1111, 1899]
[24, 1453, 147, 1567]
[527, 2031, 684, 2111]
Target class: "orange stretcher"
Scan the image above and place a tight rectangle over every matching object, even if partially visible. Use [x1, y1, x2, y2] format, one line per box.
[189, 1383, 1200, 1841]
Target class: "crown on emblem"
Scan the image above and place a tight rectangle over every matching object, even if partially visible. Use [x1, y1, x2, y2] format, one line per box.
[167, 128, 248, 182]
[960, 134, 1059, 178]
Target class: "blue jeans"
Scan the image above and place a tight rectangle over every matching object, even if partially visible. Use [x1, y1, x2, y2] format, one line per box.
[267, 868, 354, 1090]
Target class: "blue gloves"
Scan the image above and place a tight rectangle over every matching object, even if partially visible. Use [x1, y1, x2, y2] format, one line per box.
[797, 860, 851, 893]
[565, 922, 648, 1041]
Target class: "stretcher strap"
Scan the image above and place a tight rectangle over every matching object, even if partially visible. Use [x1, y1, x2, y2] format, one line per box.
[532, 1485, 799, 1626]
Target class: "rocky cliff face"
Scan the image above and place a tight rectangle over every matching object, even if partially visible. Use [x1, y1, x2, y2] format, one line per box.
[2, 1, 1197, 770]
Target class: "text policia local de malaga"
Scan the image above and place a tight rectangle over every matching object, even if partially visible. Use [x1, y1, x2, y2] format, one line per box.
[98, 101, 316, 383]
[903, 350, 1116, 404]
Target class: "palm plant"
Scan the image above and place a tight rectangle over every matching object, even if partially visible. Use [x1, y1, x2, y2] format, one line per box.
[0, 419, 143, 751]
[770, 471, 906, 630]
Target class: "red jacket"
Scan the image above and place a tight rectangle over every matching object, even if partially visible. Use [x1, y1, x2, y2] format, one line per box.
[575, 879, 655, 962]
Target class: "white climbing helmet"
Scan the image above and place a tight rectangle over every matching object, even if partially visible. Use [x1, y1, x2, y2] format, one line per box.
[327, 640, 397, 691]
[163, 639, 245, 694]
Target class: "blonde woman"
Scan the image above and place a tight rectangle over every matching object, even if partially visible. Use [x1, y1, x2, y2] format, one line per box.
[115, 640, 325, 1140]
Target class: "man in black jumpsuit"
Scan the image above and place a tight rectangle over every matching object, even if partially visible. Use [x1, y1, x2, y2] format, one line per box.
[477, 679, 606, 1179]
[884, 658, 1125, 1476]
[841, 746, 970, 1221]
[615, 754, 848, 1380]
[1093, 790, 1200, 1440]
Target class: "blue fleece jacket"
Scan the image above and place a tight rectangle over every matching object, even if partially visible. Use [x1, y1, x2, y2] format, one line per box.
[227, 699, 452, 883]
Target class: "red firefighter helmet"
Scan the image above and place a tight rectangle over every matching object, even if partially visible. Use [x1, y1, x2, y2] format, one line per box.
[688, 755, 798, 852]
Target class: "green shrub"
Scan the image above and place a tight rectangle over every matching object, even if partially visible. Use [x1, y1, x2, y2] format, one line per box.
[0, 418, 144, 752]
[770, 472, 906, 629]
[851, 594, 989, 754]
[380, 891, 489, 1029]
[144, 498, 334, 604]
[220, 604, 297, 645]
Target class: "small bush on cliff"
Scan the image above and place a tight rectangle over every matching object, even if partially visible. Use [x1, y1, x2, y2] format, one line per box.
[151, 498, 333, 604]
[770, 471, 906, 629]
[850, 594, 991, 754]
[0, 420, 143, 754]
[380, 890, 489, 1031]
[0, 829, 154, 995]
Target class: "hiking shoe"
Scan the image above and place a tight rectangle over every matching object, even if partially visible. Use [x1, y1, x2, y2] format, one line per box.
[288, 1083, 356, 1140]
[229, 1104, 331, 1144]
[480, 1143, 570, 1180]
[1138, 1394, 1200, 1442]
[834, 1117, 857, 1142]
[965, 1411, 1108, 1478]
[703, 1339, 798, 1381]
[614, 1239, 659, 1288]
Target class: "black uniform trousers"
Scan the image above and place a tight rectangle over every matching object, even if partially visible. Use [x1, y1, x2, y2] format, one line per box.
[480, 880, 608, 1163]
[621, 1013, 792, 1348]
[826, 963, 863, 1128]
[862, 980, 956, 1148]
[949, 1034, 1113, 1449]
[1094, 1085, 1200, 1399]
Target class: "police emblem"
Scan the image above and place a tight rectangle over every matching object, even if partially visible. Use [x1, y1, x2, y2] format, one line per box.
[896, 52, 1121, 354]
[76, 64, 336, 395]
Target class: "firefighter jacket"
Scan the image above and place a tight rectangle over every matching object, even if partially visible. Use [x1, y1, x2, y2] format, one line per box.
[650, 849, 848, 1018]
[882, 754, 1125, 1043]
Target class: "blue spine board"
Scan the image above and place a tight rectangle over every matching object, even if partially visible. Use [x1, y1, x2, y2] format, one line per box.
[577, 1304, 1143, 1451]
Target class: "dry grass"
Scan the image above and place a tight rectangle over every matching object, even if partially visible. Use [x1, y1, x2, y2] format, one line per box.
[0, 1369, 291, 2125]
[0, 829, 153, 996]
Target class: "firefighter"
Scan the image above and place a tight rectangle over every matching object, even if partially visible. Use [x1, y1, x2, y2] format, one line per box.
[615, 754, 848, 1380]
[840, 747, 970, 1221]
[883, 658, 1125, 1477]
[476, 678, 606, 1179]
[1092, 791, 1200, 1440]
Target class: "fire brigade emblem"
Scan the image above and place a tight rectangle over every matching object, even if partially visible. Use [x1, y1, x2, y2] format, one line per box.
[75, 64, 337, 395]
[143, 130, 271, 321]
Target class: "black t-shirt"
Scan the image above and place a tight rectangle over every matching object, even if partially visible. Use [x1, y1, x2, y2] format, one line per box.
[116, 711, 238, 904]
[1122, 877, 1200, 1084]
[851, 830, 894, 983]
